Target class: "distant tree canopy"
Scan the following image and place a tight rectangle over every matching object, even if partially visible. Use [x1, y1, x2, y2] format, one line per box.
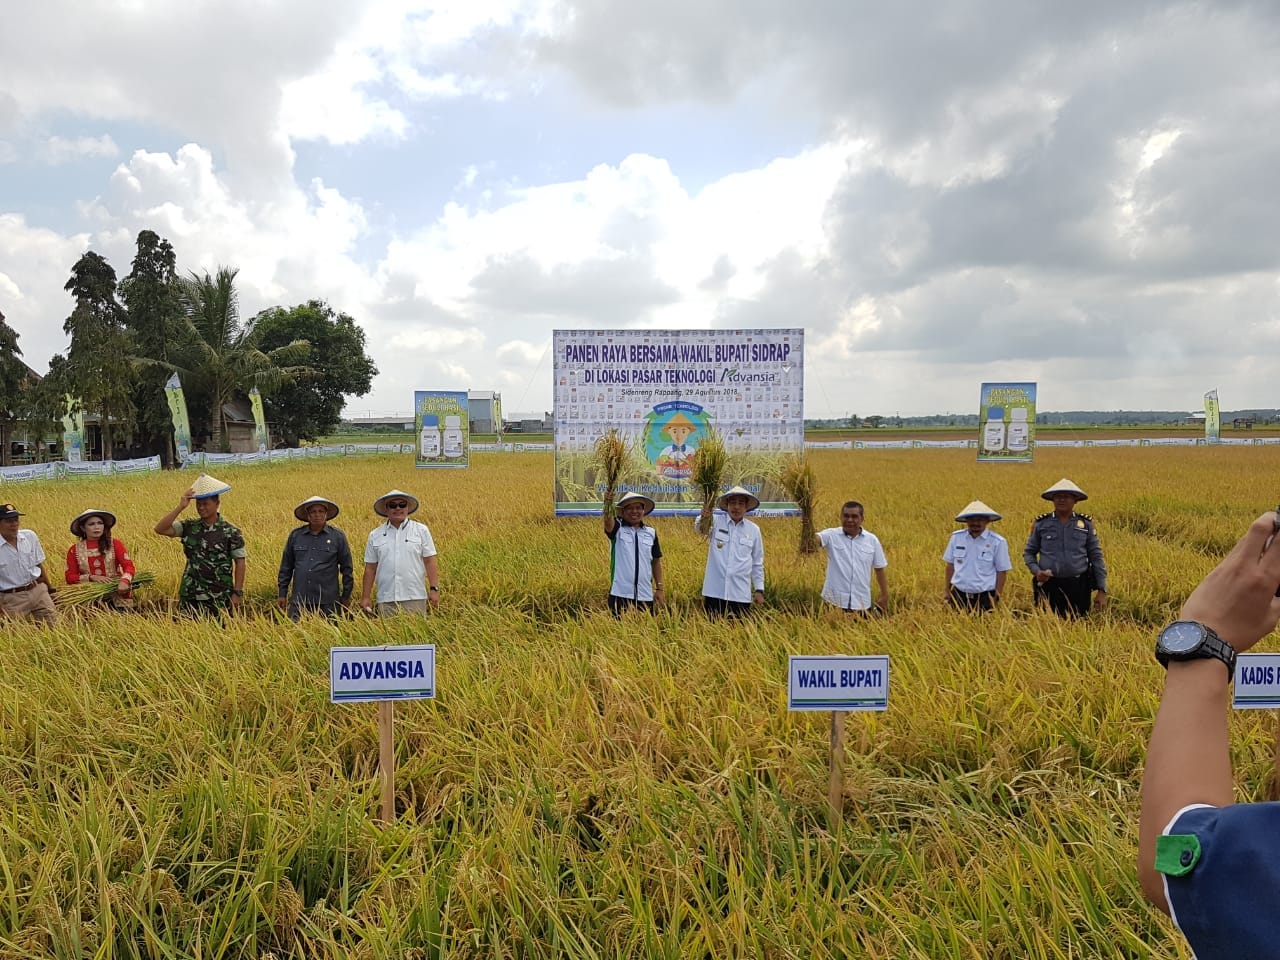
[253, 301, 377, 446]
[0, 230, 379, 459]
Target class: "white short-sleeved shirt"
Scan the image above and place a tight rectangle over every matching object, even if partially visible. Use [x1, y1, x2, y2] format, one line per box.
[942, 528, 1012, 592]
[817, 527, 887, 610]
[0, 529, 46, 590]
[698, 509, 764, 602]
[364, 519, 437, 602]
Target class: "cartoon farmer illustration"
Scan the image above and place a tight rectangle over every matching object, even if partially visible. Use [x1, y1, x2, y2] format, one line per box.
[656, 412, 699, 479]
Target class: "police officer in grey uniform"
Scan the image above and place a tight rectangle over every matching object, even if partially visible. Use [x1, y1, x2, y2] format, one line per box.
[1023, 477, 1107, 617]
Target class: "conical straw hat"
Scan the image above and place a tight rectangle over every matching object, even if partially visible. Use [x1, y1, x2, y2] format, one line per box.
[954, 500, 1001, 521]
[190, 473, 231, 499]
[373, 489, 420, 517]
[1041, 478, 1087, 501]
[294, 496, 340, 521]
[717, 485, 761, 512]
[615, 492, 655, 515]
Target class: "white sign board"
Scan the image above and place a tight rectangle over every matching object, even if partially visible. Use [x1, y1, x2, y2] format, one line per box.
[1233, 653, 1280, 710]
[330, 645, 436, 703]
[788, 655, 889, 712]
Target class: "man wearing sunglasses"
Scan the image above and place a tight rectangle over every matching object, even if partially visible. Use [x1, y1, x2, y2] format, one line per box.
[359, 489, 439, 616]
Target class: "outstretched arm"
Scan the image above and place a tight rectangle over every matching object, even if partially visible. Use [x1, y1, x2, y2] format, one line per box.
[1138, 512, 1280, 911]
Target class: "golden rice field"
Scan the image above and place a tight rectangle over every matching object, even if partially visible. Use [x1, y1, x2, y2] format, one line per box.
[1, 446, 1274, 958]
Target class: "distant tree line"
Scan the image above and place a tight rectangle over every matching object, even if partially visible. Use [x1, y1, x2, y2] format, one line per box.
[805, 410, 1280, 430]
[0, 230, 377, 466]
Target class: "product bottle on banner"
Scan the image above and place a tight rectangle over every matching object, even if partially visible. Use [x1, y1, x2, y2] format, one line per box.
[420, 415, 441, 457]
[443, 416, 464, 458]
[1007, 407, 1029, 452]
[983, 407, 1007, 451]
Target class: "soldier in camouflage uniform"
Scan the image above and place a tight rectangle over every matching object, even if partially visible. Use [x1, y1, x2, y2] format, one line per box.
[154, 474, 246, 616]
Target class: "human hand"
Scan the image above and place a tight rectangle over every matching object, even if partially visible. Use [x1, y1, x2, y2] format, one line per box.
[1094, 591, 1108, 612]
[1180, 512, 1280, 652]
[276, 596, 287, 610]
[180, 488, 194, 508]
[753, 589, 764, 605]
[115, 580, 130, 595]
[1034, 570, 1053, 583]
[230, 593, 243, 611]
[428, 591, 440, 610]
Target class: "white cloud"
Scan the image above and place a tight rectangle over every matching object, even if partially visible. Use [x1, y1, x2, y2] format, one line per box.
[42, 134, 120, 164]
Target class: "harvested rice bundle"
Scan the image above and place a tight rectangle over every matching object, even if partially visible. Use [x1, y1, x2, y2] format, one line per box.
[590, 428, 637, 518]
[690, 429, 728, 532]
[55, 571, 156, 607]
[780, 455, 819, 554]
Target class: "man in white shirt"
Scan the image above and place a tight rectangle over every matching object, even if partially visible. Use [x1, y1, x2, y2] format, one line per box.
[359, 489, 440, 617]
[817, 501, 888, 615]
[0, 503, 57, 623]
[696, 485, 765, 617]
[942, 500, 1012, 612]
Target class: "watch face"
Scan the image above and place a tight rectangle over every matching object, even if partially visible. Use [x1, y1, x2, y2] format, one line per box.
[1160, 621, 1206, 654]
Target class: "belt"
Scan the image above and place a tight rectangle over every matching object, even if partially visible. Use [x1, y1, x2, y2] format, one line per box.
[953, 588, 993, 598]
[0, 581, 37, 595]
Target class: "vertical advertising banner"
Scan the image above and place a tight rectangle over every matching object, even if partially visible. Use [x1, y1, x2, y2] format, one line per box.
[61, 397, 84, 463]
[1204, 389, 1221, 442]
[165, 372, 193, 463]
[248, 386, 269, 453]
[415, 391, 470, 468]
[977, 382, 1036, 463]
[553, 329, 804, 516]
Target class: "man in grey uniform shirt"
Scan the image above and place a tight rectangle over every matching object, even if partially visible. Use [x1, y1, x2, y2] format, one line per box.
[277, 496, 353, 619]
[1023, 477, 1108, 617]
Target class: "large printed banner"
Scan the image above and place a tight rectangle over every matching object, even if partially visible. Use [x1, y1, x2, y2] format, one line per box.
[553, 328, 803, 516]
[977, 382, 1036, 463]
[414, 391, 470, 468]
[1204, 389, 1220, 442]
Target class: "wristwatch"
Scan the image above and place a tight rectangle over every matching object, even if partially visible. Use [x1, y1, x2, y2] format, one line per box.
[1155, 620, 1237, 680]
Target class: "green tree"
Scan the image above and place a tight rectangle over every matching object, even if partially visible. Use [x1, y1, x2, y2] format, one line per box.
[119, 230, 183, 465]
[63, 251, 135, 459]
[21, 353, 73, 462]
[0, 309, 29, 466]
[252, 301, 378, 445]
[175, 267, 310, 452]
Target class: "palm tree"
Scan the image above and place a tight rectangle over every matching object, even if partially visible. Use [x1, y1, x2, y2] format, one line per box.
[173, 268, 310, 452]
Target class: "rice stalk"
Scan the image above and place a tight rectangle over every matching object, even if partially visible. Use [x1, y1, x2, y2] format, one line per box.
[55, 571, 157, 607]
[589, 428, 636, 517]
[779, 455, 819, 554]
[690, 429, 728, 531]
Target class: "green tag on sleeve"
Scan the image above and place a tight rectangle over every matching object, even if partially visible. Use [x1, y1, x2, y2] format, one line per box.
[1155, 834, 1202, 877]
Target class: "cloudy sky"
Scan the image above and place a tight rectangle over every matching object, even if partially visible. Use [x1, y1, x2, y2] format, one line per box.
[2, 0, 1278, 417]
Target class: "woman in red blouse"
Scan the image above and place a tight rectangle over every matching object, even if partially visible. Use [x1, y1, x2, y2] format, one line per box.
[66, 509, 135, 609]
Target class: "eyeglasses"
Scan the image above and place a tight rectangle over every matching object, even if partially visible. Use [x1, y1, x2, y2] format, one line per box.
[386, 501, 409, 509]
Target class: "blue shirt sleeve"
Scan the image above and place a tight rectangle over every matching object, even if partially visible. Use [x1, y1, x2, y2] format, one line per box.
[1162, 802, 1280, 959]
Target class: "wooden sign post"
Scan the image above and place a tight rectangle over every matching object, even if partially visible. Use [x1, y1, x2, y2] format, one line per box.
[788, 655, 889, 830]
[331, 645, 436, 823]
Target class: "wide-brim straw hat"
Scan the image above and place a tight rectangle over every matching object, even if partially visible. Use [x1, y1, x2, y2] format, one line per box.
[294, 496, 340, 522]
[955, 500, 1001, 522]
[374, 489, 420, 517]
[190, 473, 231, 499]
[717, 485, 761, 512]
[70, 509, 117, 538]
[616, 492, 655, 515]
[1041, 478, 1088, 501]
